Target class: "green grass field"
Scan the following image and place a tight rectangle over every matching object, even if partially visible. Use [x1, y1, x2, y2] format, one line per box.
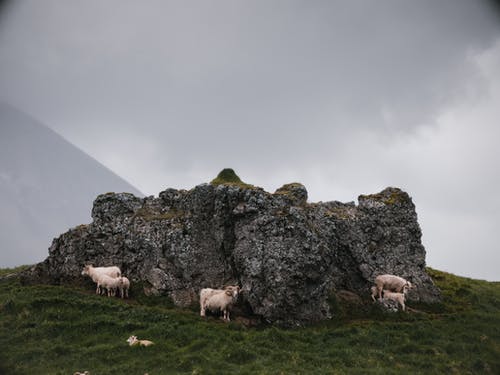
[0, 268, 499, 374]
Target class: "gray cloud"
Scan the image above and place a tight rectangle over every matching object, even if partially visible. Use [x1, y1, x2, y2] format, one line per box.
[0, 0, 499, 280]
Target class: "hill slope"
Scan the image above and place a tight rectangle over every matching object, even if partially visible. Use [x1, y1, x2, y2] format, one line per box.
[0, 267, 498, 374]
[0, 102, 142, 267]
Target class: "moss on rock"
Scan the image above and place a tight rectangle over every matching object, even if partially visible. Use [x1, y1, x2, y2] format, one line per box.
[359, 187, 411, 207]
[274, 183, 308, 205]
[210, 168, 254, 189]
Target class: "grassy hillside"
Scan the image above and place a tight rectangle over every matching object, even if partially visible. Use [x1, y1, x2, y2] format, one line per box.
[0, 268, 499, 374]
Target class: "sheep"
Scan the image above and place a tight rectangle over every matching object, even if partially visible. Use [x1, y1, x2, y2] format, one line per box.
[126, 335, 154, 347]
[97, 274, 122, 297]
[370, 286, 378, 301]
[81, 265, 121, 294]
[382, 289, 406, 311]
[118, 276, 130, 299]
[202, 286, 240, 322]
[199, 285, 238, 317]
[73, 372, 89, 375]
[374, 274, 412, 300]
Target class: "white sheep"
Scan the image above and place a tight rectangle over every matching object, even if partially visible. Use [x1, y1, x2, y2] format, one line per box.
[81, 265, 121, 294]
[118, 276, 130, 298]
[382, 289, 406, 311]
[97, 274, 122, 297]
[202, 286, 240, 322]
[370, 286, 378, 301]
[374, 274, 412, 300]
[126, 335, 154, 347]
[199, 285, 238, 317]
[73, 372, 89, 375]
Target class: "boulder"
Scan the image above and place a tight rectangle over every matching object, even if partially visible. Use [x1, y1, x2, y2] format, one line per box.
[23, 174, 441, 326]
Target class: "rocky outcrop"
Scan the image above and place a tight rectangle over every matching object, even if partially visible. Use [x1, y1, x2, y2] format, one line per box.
[23, 176, 441, 326]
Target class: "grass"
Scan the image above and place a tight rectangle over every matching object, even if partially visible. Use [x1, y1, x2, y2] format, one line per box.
[0, 267, 499, 374]
[0, 265, 30, 278]
[210, 168, 256, 189]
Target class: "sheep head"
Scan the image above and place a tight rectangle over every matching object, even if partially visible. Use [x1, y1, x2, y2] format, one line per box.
[81, 265, 91, 276]
[126, 335, 138, 345]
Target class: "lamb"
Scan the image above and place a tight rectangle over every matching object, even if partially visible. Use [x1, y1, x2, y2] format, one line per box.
[199, 285, 238, 317]
[202, 286, 240, 322]
[374, 274, 412, 300]
[118, 276, 130, 299]
[81, 265, 121, 294]
[382, 289, 406, 311]
[126, 335, 154, 347]
[370, 286, 378, 301]
[97, 274, 122, 297]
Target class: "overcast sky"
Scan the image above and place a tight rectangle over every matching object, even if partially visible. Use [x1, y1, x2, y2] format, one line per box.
[0, 0, 499, 280]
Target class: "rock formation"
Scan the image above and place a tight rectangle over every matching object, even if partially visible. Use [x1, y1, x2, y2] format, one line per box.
[23, 169, 441, 326]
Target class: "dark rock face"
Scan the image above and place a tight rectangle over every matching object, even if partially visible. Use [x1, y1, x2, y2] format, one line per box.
[24, 183, 441, 326]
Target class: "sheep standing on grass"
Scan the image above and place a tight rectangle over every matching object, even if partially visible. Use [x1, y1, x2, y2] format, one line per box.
[374, 274, 412, 300]
[119, 276, 130, 298]
[97, 274, 122, 297]
[382, 290, 406, 311]
[127, 335, 154, 347]
[81, 265, 121, 294]
[199, 285, 238, 317]
[202, 286, 240, 322]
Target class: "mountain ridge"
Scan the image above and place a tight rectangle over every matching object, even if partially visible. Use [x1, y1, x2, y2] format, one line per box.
[0, 102, 143, 267]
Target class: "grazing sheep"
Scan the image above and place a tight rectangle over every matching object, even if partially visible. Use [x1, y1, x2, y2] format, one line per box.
[97, 274, 122, 297]
[382, 289, 406, 311]
[370, 286, 378, 301]
[119, 276, 130, 298]
[73, 372, 89, 375]
[127, 335, 154, 347]
[199, 285, 238, 317]
[203, 287, 240, 322]
[81, 265, 121, 294]
[374, 274, 412, 300]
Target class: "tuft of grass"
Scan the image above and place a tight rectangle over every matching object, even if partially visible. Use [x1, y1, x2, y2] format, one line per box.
[210, 168, 256, 189]
[211, 168, 242, 184]
[0, 267, 499, 374]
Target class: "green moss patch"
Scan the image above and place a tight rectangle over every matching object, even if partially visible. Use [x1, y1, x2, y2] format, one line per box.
[210, 168, 256, 189]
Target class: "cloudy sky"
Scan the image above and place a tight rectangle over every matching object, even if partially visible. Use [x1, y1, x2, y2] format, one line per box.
[0, 0, 499, 280]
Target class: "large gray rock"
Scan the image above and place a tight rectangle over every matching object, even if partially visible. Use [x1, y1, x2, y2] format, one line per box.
[23, 182, 440, 326]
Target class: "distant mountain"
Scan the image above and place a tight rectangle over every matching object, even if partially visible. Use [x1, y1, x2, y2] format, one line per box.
[0, 102, 143, 267]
